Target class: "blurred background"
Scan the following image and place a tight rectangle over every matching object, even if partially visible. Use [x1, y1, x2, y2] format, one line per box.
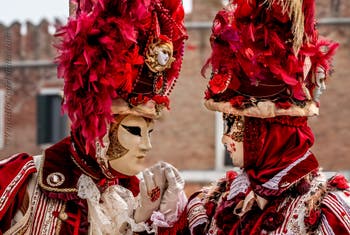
[0, 0, 349, 194]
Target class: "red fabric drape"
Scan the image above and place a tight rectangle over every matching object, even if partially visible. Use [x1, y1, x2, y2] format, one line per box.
[244, 116, 317, 193]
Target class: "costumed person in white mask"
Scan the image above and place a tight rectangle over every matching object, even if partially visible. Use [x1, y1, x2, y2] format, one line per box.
[166, 0, 350, 234]
[0, 0, 188, 234]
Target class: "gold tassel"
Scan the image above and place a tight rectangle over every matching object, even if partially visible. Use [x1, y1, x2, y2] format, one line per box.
[289, 0, 305, 55]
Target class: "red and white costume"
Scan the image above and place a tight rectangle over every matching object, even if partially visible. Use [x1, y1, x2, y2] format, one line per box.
[182, 117, 350, 235]
[0, 138, 151, 234]
[167, 0, 349, 234]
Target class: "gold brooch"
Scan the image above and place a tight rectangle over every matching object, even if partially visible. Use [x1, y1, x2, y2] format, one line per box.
[145, 37, 175, 73]
[46, 172, 65, 187]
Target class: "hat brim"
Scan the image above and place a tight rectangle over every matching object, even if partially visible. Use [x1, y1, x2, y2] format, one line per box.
[204, 99, 319, 118]
[111, 98, 162, 119]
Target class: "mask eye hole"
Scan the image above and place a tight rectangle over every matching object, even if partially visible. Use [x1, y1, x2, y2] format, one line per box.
[122, 125, 141, 137]
[223, 115, 234, 134]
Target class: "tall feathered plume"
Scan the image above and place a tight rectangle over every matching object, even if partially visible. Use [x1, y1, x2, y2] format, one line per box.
[55, 0, 187, 154]
[203, 0, 338, 113]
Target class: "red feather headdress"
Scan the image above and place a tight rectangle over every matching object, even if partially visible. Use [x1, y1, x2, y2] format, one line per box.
[56, 0, 187, 153]
[203, 0, 338, 118]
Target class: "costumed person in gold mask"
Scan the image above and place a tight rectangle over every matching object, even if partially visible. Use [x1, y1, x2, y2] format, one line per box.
[0, 0, 188, 234]
[166, 0, 350, 234]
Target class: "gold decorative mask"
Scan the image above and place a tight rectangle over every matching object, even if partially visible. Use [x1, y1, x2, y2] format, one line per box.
[223, 114, 244, 142]
[106, 118, 129, 160]
[145, 37, 175, 73]
[222, 114, 245, 168]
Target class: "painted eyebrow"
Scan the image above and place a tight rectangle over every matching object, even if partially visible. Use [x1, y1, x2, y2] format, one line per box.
[121, 125, 141, 137]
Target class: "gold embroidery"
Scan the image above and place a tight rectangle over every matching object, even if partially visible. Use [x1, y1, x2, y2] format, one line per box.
[223, 114, 244, 142]
[55, 203, 66, 235]
[106, 121, 128, 160]
[0, 159, 35, 210]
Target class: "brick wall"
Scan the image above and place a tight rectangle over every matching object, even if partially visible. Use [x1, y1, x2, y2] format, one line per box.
[0, 20, 63, 157]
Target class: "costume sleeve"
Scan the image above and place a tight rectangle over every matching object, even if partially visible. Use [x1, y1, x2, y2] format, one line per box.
[320, 190, 350, 234]
[156, 192, 208, 235]
[0, 154, 37, 232]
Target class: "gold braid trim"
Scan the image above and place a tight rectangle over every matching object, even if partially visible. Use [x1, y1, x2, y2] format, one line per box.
[55, 203, 66, 235]
[69, 153, 99, 180]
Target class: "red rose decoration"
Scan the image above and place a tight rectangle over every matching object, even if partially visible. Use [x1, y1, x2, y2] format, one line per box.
[209, 74, 230, 94]
[295, 178, 311, 195]
[328, 175, 350, 190]
[130, 95, 150, 106]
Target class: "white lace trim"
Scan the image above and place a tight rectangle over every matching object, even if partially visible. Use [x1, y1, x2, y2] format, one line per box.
[77, 174, 101, 202]
[77, 174, 154, 235]
[227, 172, 250, 200]
[151, 190, 188, 228]
[262, 151, 311, 190]
[151, 212, 170, 228]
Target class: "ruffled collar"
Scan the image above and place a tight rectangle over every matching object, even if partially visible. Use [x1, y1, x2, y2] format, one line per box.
[77, 174, 152, 234]
[225, 150, 318, 216]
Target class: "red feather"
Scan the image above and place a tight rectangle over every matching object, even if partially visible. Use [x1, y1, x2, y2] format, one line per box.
[56, 0, 187, 154]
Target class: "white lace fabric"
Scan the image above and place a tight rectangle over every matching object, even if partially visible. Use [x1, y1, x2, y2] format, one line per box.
[77, 174, 154, 235]
[151, 190, 187, 228]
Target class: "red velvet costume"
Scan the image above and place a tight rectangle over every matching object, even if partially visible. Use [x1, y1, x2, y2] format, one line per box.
[172, 117, 350, 235]
[0, 137, 141, 234]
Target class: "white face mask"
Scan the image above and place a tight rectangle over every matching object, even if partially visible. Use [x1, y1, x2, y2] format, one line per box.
[108, 115, 154, 176]
[221, 115, 244, 168]
[313, 67, 326, 102]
